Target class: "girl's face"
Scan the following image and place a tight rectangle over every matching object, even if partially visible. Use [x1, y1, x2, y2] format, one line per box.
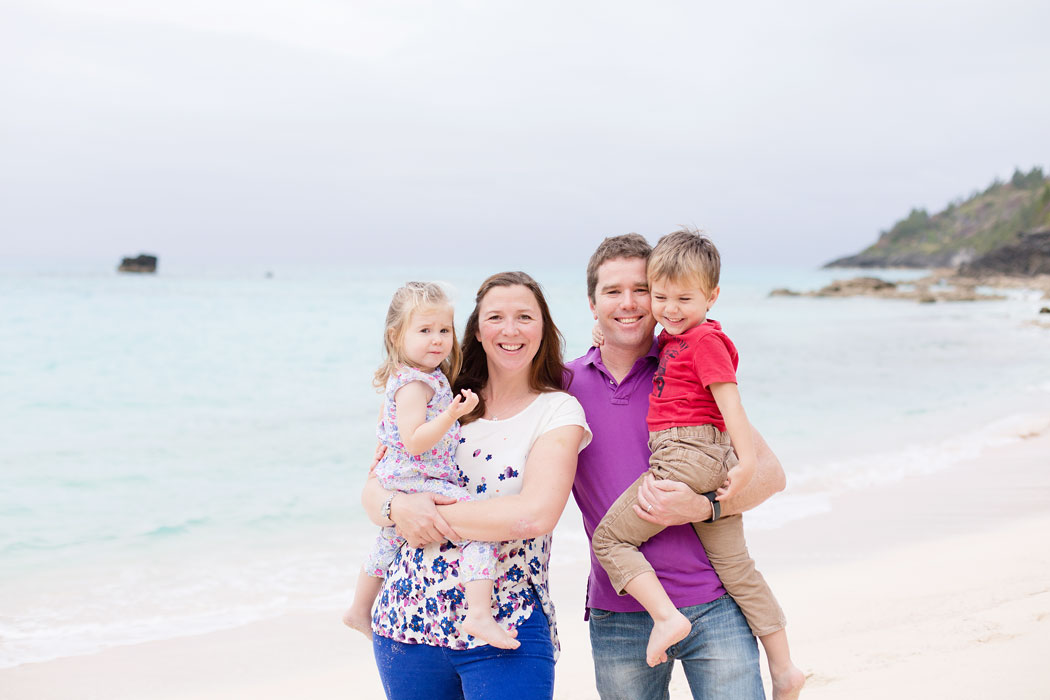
[400, 305, 455, 371]
[475, 284, 543, 377]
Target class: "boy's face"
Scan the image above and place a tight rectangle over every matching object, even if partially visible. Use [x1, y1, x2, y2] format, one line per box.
[590, 257, 657, 352]
[650, 276, 719, 335]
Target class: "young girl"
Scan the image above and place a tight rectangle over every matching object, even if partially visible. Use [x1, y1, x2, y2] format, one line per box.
[342, 281, 519, 650]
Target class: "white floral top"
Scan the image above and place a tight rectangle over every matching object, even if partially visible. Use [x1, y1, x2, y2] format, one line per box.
[372, 391, 591, 656]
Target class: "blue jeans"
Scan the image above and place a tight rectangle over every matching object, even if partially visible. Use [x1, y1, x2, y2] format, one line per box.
[589, 594, 763, 700]
[372, 607, 555, 700]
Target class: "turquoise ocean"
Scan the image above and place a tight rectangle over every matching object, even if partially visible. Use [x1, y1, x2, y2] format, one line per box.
[2, 260, 1048, 668]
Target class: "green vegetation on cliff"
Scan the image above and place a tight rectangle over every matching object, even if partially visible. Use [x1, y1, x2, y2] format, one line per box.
[826, 167, 1050, 268]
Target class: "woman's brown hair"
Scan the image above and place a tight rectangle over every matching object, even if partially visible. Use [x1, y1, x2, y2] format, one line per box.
[453, 271, 566, 425]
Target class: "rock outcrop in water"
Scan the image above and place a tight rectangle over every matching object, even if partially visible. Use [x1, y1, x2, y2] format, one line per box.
[958, 230, 1050, 277]
[770, 273, 1006, 303]
[118, 254, 158, 273]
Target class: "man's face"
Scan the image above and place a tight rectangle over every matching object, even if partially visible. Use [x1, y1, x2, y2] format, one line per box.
[589, 257, 657, 352]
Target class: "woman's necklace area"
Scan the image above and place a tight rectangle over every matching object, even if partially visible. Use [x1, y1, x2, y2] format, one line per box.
[485, 391, 536, 421]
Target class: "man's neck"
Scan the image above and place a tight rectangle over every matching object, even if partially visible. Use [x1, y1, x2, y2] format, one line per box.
[599, 341, 651, 384]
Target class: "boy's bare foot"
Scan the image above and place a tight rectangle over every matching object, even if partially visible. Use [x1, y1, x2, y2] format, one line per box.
[462, 614, 520, 649]
[342, 607, 373, 639]
[646, 610, 692, 667]
[771, 664, 806, 700]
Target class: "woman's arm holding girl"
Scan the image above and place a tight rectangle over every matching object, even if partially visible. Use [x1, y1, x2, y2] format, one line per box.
[435, 424, 584, 541]
[363, 424, 584, 545]
[361, 474, 459, 542]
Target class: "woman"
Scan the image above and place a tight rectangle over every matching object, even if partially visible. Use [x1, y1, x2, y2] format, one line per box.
[362, 271, 591, 700]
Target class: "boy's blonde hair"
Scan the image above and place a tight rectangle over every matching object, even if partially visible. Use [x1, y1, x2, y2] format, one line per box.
[647, 227, 721, 292]
[374, 281, 461, 389]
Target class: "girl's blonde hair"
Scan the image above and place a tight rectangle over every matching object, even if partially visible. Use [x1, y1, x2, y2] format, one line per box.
[374, 281, 461, 389]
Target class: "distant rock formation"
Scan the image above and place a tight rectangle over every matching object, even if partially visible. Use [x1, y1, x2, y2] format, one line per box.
[770, 274, 1005, 303]
[118, 254, 158, 273]
[958, 230, 1050, 277]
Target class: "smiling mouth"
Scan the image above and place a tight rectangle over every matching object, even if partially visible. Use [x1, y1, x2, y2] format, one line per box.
[615, 317, 643, 326]
[498, 343, 524, 351]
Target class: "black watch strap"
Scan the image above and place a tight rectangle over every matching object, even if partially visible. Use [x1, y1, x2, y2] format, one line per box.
[701, 491, 721, 523]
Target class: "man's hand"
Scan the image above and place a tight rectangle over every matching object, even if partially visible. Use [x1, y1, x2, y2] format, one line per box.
[633, 474, 713, 526]
[391, 492, 461, 548]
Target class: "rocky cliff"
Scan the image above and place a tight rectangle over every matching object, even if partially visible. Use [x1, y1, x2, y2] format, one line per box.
[826, 167, 1050, 272]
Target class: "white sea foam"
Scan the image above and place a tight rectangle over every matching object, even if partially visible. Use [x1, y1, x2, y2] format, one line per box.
[0, 543, 358, 669]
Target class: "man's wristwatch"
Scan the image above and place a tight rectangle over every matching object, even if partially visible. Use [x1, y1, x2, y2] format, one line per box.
[701, 491, 721, 523]
[381, 494, 396, 523]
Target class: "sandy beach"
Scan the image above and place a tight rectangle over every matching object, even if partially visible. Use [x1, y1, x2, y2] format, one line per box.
[5, 426, 1049, 700]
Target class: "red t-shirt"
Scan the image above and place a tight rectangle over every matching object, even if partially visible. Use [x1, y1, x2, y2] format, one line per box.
[646, 320, 738, 432]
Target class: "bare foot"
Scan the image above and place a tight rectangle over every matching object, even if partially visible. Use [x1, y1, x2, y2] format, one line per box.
[342, 607, 373, 639]
[462, 614, 520, 649]
[771, 664, 806, 700]
[646, 610, 692, 667]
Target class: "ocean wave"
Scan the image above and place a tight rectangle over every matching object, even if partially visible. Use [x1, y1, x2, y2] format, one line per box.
[144, 517, 210, 538]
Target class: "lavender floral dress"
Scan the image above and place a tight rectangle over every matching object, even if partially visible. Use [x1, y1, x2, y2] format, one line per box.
[365, 366, 497, 583]
[372, 392, 591, 655]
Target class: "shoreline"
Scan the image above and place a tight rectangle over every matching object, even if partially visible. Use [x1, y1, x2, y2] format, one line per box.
[4, 428, 1049, 698]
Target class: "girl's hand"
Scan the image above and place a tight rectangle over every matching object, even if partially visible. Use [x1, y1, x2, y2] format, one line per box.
[591, 323, 605, 347]
[448, 389, 479, 419]
[368, 443, 387, 475]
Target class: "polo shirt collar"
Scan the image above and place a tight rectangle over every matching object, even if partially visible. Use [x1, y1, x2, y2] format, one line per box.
[585, 337, 659, 381]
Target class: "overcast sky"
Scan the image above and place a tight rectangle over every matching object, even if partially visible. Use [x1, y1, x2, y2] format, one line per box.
[2, 0, 1048, 267]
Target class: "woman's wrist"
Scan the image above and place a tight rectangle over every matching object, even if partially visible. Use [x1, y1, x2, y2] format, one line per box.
[381, 492, 397, 525]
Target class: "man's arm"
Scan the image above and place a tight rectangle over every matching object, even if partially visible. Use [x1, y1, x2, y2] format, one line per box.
[634, 426, 785, 525]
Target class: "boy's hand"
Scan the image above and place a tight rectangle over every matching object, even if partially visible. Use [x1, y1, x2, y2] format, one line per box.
[448, 389, 479, 420]
[717, 462, 755, 502]
[591, 323, 605, 347]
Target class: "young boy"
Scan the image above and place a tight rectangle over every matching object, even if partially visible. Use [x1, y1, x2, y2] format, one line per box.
[591, 229, 804, 699]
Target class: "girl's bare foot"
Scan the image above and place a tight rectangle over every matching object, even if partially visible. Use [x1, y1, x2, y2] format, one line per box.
[462, 613, 520, 649]
[342, 607, 373, 639]
[646, 610, 692, 667]
[771, 664, 806, 700]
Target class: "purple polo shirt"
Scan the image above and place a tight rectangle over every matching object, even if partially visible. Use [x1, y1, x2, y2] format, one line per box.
[566, 341, 726, 614]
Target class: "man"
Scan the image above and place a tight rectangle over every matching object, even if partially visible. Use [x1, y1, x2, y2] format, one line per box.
[564, 233, 785, 700]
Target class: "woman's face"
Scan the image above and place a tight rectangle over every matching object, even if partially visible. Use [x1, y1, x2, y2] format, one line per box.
[475, 284, 544, 377]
